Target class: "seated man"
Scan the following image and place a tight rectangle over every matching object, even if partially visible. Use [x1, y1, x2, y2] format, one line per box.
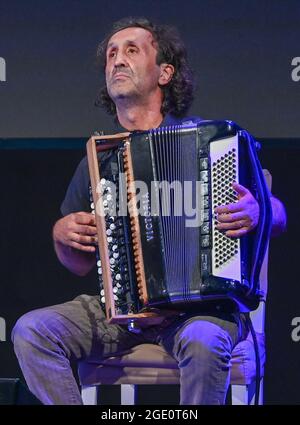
[12, 17, 287, 405]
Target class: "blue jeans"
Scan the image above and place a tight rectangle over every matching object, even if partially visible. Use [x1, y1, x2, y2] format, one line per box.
[11, 294, 248, 405]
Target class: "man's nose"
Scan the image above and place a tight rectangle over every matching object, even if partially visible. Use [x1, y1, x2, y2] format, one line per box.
[114, 50, 128, 67]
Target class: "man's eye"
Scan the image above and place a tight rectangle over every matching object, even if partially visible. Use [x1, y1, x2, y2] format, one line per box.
[108, 51, 116, 58]
[128, 47, 137, 54]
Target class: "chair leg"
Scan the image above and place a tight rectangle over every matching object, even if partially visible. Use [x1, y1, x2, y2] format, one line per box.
[231, 384, 251, 405]
[231, 378, 263, 405]
[121, 384, 136, 405]
[259, 378, 264, 404]
[81, 385, 98, 405]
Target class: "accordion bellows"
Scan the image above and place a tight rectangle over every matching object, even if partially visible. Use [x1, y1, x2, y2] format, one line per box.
[87, 120, 272, 328]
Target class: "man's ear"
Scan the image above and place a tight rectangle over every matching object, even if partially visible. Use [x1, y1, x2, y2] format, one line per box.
[158, 63, 175, 86]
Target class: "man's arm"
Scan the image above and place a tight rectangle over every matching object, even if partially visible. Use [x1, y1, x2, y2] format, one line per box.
[52, 212, 97, 276]
[270, 195, 287, 237]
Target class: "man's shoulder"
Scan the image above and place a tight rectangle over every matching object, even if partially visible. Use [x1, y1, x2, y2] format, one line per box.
[162, 114, 204, 127]
[180, 116, 204, 126]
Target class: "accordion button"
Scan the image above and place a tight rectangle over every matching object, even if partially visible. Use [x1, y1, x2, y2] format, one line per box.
[201, 236, 210, 247]
[203, 196, 209, 208]
[203, 210, 209, 221]
[202, 184, 208, 195]
[201, 223, 210, 235]
[200, 171, 208, 182]
[199, 157, 208, 170]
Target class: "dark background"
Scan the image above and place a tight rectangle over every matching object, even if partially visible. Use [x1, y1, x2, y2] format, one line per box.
[0, 0, 299, 404]
[1, 0, 300, 138]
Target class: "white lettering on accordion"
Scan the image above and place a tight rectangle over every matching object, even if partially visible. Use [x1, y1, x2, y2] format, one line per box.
[142, 192, 154, 241]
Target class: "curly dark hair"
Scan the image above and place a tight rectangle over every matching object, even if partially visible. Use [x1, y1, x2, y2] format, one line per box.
[95, 17, 194, 118]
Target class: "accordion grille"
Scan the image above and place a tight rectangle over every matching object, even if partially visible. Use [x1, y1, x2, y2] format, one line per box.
[210, 135, 241, 281]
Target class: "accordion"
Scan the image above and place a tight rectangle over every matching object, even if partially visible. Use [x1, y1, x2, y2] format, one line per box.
[87, 120, 272, 328]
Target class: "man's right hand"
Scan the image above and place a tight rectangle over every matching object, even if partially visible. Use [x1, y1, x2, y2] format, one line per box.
[53, 212, 97, 253]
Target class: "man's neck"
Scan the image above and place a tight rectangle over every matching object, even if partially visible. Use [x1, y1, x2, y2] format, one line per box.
[115, 96, 164, 131]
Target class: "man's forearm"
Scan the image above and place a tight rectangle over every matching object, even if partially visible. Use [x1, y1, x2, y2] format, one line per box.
[54, 241, 95, 276]
[270, 195, 287, 237]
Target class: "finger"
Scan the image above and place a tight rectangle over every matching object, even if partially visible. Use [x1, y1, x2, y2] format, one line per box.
[69, 241, 96, 253]
[232, 182, 249, 197]
[72, 233, 98, 245]
[216, 211, 246, 223]
[224, 227, 248, 238]
[214, 202, 243, 214]
[76, 224, 97, 236]
[75, 212, 96, 225]
[216, 220, 246, 231]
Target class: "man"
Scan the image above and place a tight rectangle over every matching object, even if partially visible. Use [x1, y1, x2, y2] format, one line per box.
[12, 17, 287, 405]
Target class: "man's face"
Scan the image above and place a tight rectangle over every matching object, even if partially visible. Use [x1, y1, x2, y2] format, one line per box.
[105, 27, 162, 104]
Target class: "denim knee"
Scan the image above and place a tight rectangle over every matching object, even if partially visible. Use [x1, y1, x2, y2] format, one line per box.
[11, 308, 57, 348]
[176, 319, 233, 364]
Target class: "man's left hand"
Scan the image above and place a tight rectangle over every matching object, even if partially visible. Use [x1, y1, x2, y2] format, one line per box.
[214, 182, 260, 238]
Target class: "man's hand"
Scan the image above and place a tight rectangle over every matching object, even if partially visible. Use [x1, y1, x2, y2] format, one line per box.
[53, 212, 97, 253]
[214, 182, 260, 238]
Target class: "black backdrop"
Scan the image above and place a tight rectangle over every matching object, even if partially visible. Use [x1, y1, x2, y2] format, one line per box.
[0, 0, 299, 404]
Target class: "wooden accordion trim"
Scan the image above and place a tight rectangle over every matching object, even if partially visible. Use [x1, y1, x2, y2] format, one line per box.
[123, 142, 148, 305]
[87, 136, 117, 321]
[86, 133, 164, 326]
[87, 133, 131, 321]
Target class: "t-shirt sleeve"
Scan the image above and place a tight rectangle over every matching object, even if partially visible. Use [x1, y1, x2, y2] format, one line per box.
[60, 150, 116, 216]
[60, 156, 91, 216]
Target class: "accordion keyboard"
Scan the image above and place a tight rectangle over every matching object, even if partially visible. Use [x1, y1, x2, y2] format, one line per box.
[89, 176, 137, 315]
